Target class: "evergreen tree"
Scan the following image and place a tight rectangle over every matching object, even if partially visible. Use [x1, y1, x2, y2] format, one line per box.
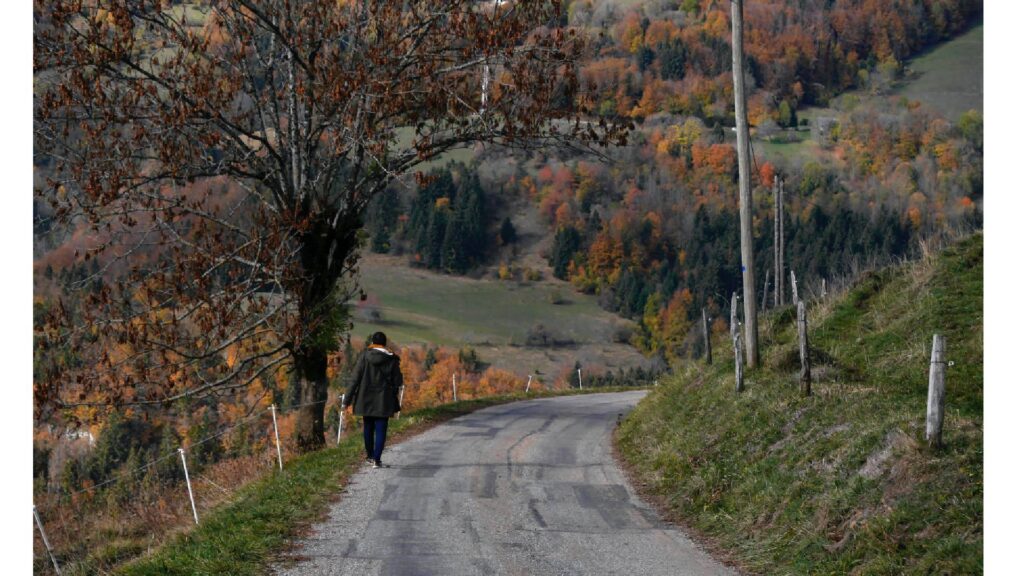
[84, 410, 135, 485]
[658, 39, 687, 80]
[155, 425, 183, 484]
[367, 187, 400, 254]
[60, 458, 82, 494]
[550, 226, 582, 279]
[427, 206, 449, 269]
[442, 211, 468, 273]
[187, 409, 224, 470]
[499, 217, 517, 246]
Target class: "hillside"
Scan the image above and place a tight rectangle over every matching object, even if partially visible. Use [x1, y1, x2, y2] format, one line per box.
[352, 254, 650, 380]
[616, 232, 982, 574]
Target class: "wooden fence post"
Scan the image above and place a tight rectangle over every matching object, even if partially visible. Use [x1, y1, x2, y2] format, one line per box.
[791, 270, 799, 306]
[774, 176, 785, 308]
[733, 333, 744, 393]
[926, 334, 947, 449]
[730, 291, 738, 339]
[761, 268, 770, 313]
[798, 301, 811, 396]
[703, 307, 712, 365]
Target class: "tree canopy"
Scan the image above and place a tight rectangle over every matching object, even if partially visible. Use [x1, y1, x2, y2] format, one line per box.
[34, 0, 625, 449]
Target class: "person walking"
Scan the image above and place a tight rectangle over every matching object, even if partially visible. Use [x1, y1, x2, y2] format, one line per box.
[343, 332, 403, 468]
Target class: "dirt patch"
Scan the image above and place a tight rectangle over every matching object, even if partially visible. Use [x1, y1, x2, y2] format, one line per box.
[858, 429, 914, 480]
[824, 423, 851, 437]
[769, 406, 809, 452]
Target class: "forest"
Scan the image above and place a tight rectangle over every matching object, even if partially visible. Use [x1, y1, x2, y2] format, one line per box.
[361, 0, 983, 360]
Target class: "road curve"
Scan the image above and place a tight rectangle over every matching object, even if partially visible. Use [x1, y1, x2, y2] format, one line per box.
[275, 391, 736, 576]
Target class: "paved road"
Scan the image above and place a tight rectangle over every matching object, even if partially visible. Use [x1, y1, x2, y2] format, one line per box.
[275, 391, 736, 576]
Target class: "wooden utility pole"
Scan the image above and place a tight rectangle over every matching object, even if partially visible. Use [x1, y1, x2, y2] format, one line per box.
[731, 0, 759, 367]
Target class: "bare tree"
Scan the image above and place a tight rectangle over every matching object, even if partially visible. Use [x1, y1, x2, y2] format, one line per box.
[34, 0, 625, 451]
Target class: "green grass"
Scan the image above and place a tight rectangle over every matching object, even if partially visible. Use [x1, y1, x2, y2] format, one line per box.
[353, 257, 627, 348]
[616, 233, 983, 575]
[391, 126, 477, 171]
[895, 22, 983, 119]
[754, 129, 827, 167]
[758, 21, 982, 168]
[116, 387, 646, 576]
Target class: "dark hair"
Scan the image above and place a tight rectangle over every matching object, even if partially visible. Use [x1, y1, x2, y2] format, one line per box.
[370, 331, 387, 346]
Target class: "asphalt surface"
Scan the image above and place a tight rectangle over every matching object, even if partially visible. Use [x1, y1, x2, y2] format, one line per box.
[275, 391, 736, 576]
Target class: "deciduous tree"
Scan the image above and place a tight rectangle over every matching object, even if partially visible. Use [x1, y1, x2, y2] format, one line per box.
[34, 0, 625, 451]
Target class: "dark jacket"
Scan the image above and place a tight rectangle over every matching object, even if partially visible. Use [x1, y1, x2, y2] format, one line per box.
[343, 347, 403, 418]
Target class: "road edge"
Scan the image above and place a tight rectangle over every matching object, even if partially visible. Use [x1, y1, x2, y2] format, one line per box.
[611, 412, 755, 576]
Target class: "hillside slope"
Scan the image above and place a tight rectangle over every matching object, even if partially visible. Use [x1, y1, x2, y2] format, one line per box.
[616, 233, 982, 574]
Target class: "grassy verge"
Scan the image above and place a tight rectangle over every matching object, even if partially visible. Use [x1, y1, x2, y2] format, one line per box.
[616, 233, 982, 574]
[117, 386, 646, 575]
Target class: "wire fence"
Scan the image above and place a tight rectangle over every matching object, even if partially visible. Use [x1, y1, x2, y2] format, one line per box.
[31, 394, 345, 575]
[32, 365, 657, 574]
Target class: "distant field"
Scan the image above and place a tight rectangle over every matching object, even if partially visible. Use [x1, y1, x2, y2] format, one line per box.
[350, 255, 648, 380]
[392, 126, 478, 171]
[757, 21, 983, 168]
[754, 128, 829, 169]
[895, 21, 983, 119]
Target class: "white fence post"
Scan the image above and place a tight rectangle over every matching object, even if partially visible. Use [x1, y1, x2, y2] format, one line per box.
[526, 374, 532, 393]
[33, 505, 62, 575]
[926, 334, 948, 449]
[270, 404, 283, 470]
[396, 387, 405, 419]
[178, 448, 199, 525]
[452, 373, 458, 402]
[577, 368, 583, 390]
[337, 395, 345, 445]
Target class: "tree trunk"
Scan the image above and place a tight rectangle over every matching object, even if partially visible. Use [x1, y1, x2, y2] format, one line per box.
[291, 214, 358, 453]
[293, 347, 329, 453]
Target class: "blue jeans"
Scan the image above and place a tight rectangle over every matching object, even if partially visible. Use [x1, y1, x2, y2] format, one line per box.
[363, 416, 389, 462]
